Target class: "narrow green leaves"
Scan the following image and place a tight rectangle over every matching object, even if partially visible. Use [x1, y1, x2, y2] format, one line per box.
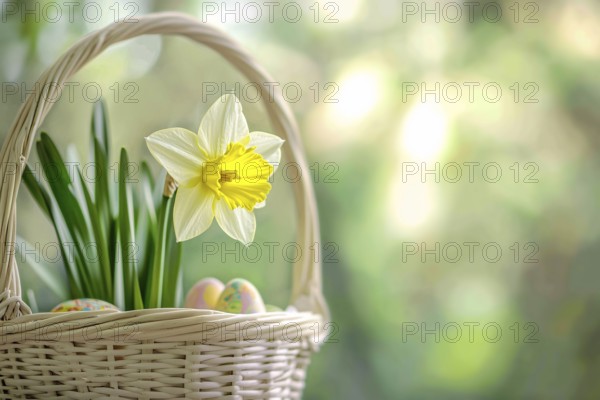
[77, 170, 112, 301]
[36, 133, 95, 297]
[21, 100, 181, 311]
[118, 148, 143, 310]
[16, 235, 69, 301]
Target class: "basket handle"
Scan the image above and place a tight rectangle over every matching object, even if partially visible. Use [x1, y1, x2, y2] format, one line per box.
[0, 12, 329, 321]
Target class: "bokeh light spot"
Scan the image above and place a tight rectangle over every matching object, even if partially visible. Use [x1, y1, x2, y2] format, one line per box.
[333, 69, 381, 122]
[400, 101, 448, 161]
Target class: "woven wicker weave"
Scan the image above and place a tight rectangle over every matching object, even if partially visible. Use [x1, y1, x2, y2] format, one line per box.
[0, 12, 328, 399]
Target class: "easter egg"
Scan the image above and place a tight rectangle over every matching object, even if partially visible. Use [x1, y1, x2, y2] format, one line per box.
[184, 277, 225, 309]
[214, 278, 266, 314]
[51, 298, 119, 312]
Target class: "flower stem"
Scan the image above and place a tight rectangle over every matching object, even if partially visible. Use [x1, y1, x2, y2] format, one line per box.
[146, 175, 177, 308]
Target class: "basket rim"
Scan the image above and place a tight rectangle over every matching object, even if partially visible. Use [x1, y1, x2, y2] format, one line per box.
[0, 307, 324, 346]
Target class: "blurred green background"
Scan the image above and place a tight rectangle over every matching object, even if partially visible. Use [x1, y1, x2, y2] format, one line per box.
[2, 0, 599, 398]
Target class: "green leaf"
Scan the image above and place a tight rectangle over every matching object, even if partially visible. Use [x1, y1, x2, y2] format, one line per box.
[136, 165, 159, 298]
[138, 226, 155, 298]
[23, 160, 83, 298]
[140, 161, 155, 190]
[140, 162, 158, 225]
[16, 235, 69, 300]
[161, 195, 182, 308]
[91, 101, 114, 262]
[22, 165, 51, 218]
[77, 170, 112, 302]
[112, 223, 124, 310]
[91, 99, 110, 156]
[36, 134, 95, 296]
[146, 196, 172, 308]
[93, 137, 112, 223]
[108, 217, 118, 283]
[26, 289, 39, 314]
[162, 244, 182, 307]
[43, 214, 85, 299]
[133, 276, 144, 310]
[38, 133, 90, 244]
[118, 148, 139, 310]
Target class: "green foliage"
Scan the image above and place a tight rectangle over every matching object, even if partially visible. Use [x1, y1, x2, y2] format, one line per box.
[22, 100, 181, 310]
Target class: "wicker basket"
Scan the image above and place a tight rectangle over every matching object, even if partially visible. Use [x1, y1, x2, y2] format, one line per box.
[0, 12, 329, 399]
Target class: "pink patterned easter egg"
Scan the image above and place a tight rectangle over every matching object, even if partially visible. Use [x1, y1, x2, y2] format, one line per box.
[184, 278, 225, 309]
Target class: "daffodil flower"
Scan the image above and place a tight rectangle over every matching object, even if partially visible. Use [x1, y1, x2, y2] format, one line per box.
[146, 95, 284, 245]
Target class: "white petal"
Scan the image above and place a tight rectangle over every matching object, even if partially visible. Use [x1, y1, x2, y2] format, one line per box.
[198, 94, 249, 158]
[173, 186, 215, 242]
[214, 199, 256, 246]
[248, 131, 284, 167]
[254, 201, 266, 209]
[145, 128, 205, 186]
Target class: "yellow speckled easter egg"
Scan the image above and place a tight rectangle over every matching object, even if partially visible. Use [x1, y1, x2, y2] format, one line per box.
[51, 298, 119, 312]
[214, 279, 266, 314]
[184, 278, 225, 309]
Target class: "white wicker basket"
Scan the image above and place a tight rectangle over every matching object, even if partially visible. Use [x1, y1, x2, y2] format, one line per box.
[0, 12, 329, 399]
